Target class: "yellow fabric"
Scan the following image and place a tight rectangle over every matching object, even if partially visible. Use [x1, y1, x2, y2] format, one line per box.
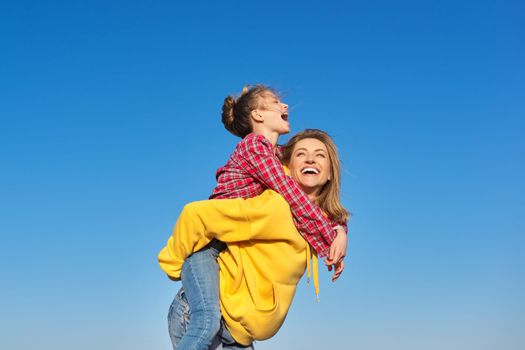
[313, 251, 320, 302]
[304, 245, 320, 301]
[158, 190, 318, 345]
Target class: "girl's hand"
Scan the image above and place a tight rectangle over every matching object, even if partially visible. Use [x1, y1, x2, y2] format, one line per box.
[326, 259, 345, 282]
[325, 228, 347, 265]
[324, 228, 348, 281]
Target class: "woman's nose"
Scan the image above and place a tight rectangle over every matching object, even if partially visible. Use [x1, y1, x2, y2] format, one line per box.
[282, 103, 288, 110]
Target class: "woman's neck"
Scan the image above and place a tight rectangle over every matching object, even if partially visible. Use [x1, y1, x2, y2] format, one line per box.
[304, 189, 320, 202]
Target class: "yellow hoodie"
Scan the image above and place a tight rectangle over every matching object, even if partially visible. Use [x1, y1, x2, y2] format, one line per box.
[158, 189, 318, 345]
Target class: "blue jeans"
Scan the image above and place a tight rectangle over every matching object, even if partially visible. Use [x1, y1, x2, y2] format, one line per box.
[169, 288, 255, 350]
[168, 240, 223, 350]
[167, 241, 253, 350]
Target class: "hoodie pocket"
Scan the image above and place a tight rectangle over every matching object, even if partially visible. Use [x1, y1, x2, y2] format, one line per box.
[240, 283, 297, 340]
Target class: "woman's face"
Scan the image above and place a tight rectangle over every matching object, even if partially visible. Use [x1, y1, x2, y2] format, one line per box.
[288, 138, 331, 200]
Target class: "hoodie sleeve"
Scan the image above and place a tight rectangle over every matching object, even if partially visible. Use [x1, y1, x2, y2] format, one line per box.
[158, 191, 293, 280]
[158, 198, 251, 280]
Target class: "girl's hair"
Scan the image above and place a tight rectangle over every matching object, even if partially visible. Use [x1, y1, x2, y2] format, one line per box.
[222, 84, 278, 138]
[281, 129, 350, 224]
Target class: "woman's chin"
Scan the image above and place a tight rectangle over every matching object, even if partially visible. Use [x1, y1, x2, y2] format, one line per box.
[298, 181, 324, 196]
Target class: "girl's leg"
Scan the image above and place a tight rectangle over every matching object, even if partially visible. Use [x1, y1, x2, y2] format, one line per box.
[222, 343, 254, 350]
[217, 320, 254, 350]
[168, 288, 190, 349]
[168, 287, 223, 350]
[175, 240, 225, 350]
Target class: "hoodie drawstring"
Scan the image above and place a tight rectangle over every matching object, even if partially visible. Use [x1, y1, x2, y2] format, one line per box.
[305, 244, 320, 302]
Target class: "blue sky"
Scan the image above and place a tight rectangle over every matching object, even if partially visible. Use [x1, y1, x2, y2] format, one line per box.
[1, 1, 523, 349]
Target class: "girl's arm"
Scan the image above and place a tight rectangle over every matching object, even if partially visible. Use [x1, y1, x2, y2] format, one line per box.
[236, 134, 337, 258]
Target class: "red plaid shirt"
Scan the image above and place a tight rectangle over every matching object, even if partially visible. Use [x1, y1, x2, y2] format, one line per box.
[211, 133, 340, 257]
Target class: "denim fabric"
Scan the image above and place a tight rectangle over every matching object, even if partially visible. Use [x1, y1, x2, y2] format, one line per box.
[168, 282, 254, 349]
[217, 319, 255, 350]
[168, 288, 191, 347]
[170, 240, 225, 350]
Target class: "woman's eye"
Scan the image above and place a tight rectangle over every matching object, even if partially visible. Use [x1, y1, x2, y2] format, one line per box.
[316, 153, 326, 158]
[295, 152, 305, 157]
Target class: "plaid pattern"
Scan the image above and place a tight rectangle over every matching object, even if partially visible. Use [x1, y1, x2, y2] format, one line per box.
[211, 133, 338, 257]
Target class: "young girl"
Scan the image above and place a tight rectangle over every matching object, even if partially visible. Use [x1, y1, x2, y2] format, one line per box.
[159, 85, 347, 349]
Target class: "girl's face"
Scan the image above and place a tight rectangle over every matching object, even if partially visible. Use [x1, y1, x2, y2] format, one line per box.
[255, 92, 290, 135]
[288, 138, 331, 200]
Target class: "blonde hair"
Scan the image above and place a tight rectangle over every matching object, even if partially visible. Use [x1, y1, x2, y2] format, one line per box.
[282, 129, 350, 224]
[221, 84, 278, 138]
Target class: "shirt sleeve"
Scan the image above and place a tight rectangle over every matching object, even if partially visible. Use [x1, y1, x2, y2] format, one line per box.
[275, 144, 284, 160]
[331, 220, 348, 234]
[236, 134, 337, 257]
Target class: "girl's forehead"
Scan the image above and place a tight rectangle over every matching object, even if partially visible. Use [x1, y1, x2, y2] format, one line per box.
[260, 91, 278, 99]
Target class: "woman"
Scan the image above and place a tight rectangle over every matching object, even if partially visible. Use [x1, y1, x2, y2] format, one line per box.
[162, 129, 349, 349]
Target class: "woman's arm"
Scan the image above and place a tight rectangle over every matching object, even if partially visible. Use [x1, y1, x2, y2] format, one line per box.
[158, 191, 300, 280]
[158, 198, 250, 280]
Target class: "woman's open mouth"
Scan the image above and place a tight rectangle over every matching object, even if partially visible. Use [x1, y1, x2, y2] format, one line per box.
[301, 167, 320, 175]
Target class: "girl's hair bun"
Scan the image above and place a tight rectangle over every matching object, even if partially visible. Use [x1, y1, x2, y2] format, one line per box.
[221, 95, 236, 133]
[221, 84, 273, 138]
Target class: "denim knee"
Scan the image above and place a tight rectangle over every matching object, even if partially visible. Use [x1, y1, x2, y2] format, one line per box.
[178, 247, 222, 349]
[168, 288, 191, 349]
[201, 307, 222, 338]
